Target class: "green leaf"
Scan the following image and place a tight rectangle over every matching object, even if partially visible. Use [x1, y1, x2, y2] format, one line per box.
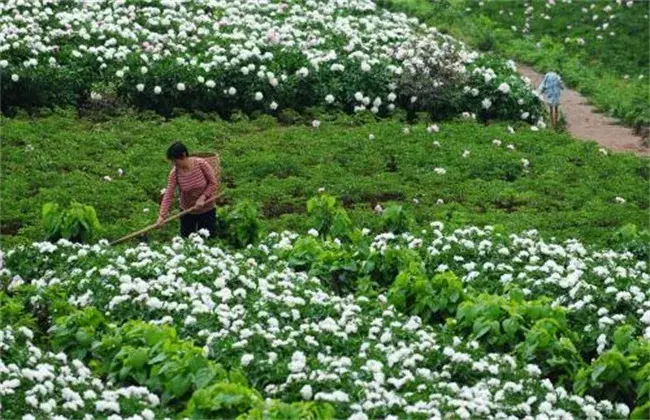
[125, 347, 149, 370]
[502, 317, 520, 336]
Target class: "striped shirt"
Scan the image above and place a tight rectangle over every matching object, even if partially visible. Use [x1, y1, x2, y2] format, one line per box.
[159, 157, 218, 219]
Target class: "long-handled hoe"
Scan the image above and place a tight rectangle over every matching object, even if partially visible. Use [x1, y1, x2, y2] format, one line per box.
[110, 193, 222, 246]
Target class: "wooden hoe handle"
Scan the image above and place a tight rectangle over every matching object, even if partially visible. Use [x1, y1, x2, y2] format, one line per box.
[109, 194, 221, 246]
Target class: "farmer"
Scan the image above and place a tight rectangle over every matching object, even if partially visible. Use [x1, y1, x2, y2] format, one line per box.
[156, 141, 219, 238]
[538, 71, 565, 128]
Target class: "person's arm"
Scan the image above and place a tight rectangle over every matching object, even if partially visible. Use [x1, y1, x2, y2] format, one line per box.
[157, 169, 177, 222]
[197, 159, 218, 203]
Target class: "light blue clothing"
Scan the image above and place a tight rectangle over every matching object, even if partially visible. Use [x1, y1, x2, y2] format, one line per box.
[538, 72, 564, 106]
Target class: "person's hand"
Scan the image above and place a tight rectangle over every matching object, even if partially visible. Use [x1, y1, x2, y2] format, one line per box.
[195, 195, 206, 208]
[154, 216, 165, 229]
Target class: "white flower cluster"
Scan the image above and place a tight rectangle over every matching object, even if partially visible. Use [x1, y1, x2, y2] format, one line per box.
[0, 0, 539, 116]
[0, 326, 164, 419]
[2, 226, 644, 418]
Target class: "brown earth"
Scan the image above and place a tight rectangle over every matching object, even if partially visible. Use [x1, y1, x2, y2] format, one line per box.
[518, 64, 649, 156]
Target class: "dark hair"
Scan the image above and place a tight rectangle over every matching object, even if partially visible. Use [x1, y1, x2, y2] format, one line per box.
[166, 141, 189, 160]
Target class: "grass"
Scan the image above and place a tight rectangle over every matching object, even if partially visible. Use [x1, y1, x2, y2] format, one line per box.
[379, 0, 650, 130]
[1, 108, 648, 248]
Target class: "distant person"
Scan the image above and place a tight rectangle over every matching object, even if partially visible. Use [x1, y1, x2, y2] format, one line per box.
[156, 141, 218, 238]
[538, 71, 565, 128]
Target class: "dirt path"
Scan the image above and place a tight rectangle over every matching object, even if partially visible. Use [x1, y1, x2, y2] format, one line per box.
[518, 64, 649, 156]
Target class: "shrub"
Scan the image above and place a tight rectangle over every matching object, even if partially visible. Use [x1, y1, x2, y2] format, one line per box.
[381, 204, 414, 234]
[388, 264, 464, 323]
[306, 194, 353, 240]
[42, 201, 101, 243]
[217, 200, 261, 248]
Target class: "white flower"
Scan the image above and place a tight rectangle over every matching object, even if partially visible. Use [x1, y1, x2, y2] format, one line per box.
[434, 167, 446, 175]
[270, 101, 278, 110]
[481, 98, 492, 109]
[0, 60, 8, 68]
[374, 204, 383, 214]
[615, 197, 626, 204]
[289, 351, 307, 373]
[197, 76, 205, 83]
[497, 82, 510, 94]
[241, 354, 254, 366]
[254, 92, 263, 101]
[136, 83, 145, 92]
[354, 92, 364, 101]
[103, 176, 112, 182]
[436, 199, 444, 205]
[599, 148, 608, 155]
[507, 126, 515, 134]
[433, 141, 441, 147]
[205, 80, 216, 88]
[360, 62, 371, 72]
[11, 74, 19, 82]
[521, 158, 530, 167]
[308, 229, 319, 237]
[140, 66, 148, 74]
[176, 83, 186, 91]
[115, 70, 124, 78]
[228, 87, 237, 96]
[427, 124, 439, 133]
[368, 134, 375, 140]
[311, 120, 321, 128]
[300, 385, 313, 400]
[493, 139, 502, 146]
[154, 86, 162, 95]
[325, 94, 335, 104]
[387, 92, 397, 102]
[521, 112, 530, 120]
[296, 67, 309, 77]
[462, 150, 470, 158]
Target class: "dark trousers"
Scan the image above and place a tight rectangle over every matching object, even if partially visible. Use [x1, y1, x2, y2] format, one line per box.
[180, 208, 216, 238]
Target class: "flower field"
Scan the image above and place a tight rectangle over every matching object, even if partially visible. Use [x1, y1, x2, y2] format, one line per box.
[0, 0, 542, 121]
[2, 0, 650, 419]
[384, 0, 650, 129]
[2, 220, 650, 418]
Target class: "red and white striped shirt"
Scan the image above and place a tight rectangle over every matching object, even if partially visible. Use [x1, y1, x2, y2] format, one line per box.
[159, 157, 218, 219]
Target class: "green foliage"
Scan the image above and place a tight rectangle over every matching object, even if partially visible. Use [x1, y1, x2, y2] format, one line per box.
[388, 264, 464, 322]
[307, 194, 353, 240]
[367, 247, 421, 288]
[574, 325, 650, 408]
[608, 223, 650, 261]
[92, 321, 228, 403]
[381, 204, 413, 234]
[242, 401, 336, 420]
[217, 200, 261, 248]
[3, 115, 648, 249]
[574, 350, 635, 405]
[517, 318, 584, 383]
[51, 307, 109, 360]
[182, 382, 262, 419]
[456, 291, 567, 351]
[42, 201, 101, 243]
[0, 292, 37, 331]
